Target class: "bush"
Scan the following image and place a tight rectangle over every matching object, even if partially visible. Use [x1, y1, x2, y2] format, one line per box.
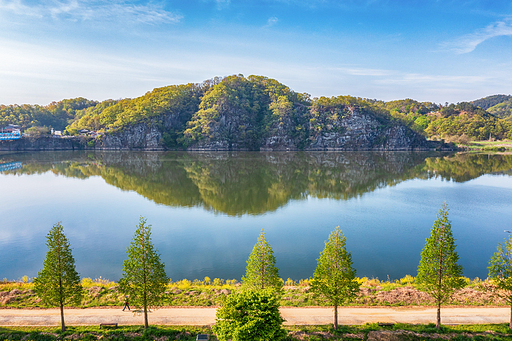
[213, 289, 286, 341]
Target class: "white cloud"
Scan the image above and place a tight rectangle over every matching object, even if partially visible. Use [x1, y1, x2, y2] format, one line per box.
[444, 18, 512, 54]
[0, 0, 182, 24]
[0, 0, 42, 16]
[265, 16, 278, 27]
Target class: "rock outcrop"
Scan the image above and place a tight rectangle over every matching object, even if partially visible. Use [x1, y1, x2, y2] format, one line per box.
[0, 136, 84, 151]
[188, 106, 437, 151]
[99, 121, 164, 150]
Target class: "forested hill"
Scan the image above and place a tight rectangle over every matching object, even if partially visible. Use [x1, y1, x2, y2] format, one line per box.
[471, 95, 512, 121]
[0, 98, 99, 132]
[2, 75, 512, 150]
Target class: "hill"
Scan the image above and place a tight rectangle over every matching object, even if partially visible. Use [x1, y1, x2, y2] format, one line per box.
[471, 95, 512, 122]
[3, 75, 512, 149]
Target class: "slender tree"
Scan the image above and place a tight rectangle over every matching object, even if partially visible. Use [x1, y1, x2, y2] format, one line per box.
[213, 289, 286, 341]
[33, 222, 83, 332]
[242, 229, 282, 291]
[119, 217, 168, 329]
[417, 203, 465, 329]
[311, 226, 359, 330]
[488, 235, 512, 328]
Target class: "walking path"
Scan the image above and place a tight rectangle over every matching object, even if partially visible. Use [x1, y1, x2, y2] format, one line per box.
[0, 307, 510, 326]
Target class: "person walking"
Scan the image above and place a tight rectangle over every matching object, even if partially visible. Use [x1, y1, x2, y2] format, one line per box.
[122, 296, 130, 311]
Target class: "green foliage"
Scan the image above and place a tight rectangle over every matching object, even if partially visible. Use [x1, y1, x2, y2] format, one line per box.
[213, 289, 286, 341]
[489, 236, 512, 296]
[0, 98, 97, 131]
[488, 236, 512, 328]
[25, 126, 50, 137]
[417, 203, 465, 328]
[119, 217, 168, 328]
[184, 75, 312, 149]
[242, 230, 282, 291]
[472, 95, 512, 111]
[33, 222, 83, 331]
[487, 100, 512, 121]
[311, 226, 360, 329]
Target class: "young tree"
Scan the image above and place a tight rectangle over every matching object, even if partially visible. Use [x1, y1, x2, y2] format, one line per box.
[488, 235, 512, 328]
[119, 217, 168, 329]
[33, 222, 83, 332]
[242, 229, 282, 291]
[417, 203, 465, 329]
[311, 226, 360, 330]
[213, 289, 286, 341]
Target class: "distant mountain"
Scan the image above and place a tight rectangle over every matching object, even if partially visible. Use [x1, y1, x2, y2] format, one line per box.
[471, 95, 512, 110]
[471, 95, 512, 121]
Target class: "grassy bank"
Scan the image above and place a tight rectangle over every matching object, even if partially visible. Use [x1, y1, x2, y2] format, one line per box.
[0, 276, 504, 308]
[2, 323, 512, 340]
[459, 140, 512, 152]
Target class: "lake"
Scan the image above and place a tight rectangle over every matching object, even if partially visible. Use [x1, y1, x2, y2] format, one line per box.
[1, 151, 512, 283]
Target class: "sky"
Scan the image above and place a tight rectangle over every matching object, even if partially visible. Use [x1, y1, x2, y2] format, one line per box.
[1, 0, 512, 105]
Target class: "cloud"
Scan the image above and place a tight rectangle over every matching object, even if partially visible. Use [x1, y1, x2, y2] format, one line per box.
[0, 0, 43, 17]
[202, 0, 230, 10]
[0, 0, 182, 24]
[444, 18, 512, 54]
[265, 16, 278, 27]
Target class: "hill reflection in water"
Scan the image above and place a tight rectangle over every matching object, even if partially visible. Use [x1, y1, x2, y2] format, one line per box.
[4, 151, 512, 216]
[2, 151, 512, 281]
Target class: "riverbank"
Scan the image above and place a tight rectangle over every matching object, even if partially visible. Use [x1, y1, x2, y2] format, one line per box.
[459, 140, 512, 152]
[0, 136, 455, 152]
[0, 277, 505, 309]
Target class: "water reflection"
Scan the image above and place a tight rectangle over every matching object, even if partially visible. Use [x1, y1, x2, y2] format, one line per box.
[2, 151, 512, 216]
[2, 151, 512, 281]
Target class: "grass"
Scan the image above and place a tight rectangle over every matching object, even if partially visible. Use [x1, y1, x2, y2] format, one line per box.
[462, 140, 512, 152]
[2, 324, 512, 340]
[0, 276, 504, 309]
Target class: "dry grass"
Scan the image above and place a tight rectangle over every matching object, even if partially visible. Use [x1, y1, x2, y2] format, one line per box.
[0, 276, 507, 308]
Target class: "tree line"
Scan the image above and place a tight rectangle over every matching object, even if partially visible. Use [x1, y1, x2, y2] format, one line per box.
[33, 204, 512, 339]
[3, 76, 512, 144]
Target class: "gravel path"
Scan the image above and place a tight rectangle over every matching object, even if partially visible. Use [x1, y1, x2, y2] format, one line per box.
[0, 306, 510, 326]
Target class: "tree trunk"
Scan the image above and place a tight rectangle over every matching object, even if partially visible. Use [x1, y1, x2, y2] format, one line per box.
[510, 302, 512, 329]
[60, 303, 65, 332]
[436, 302, 441, 329]
[144, 305, 148, 329]
[334, 304, 338, 330]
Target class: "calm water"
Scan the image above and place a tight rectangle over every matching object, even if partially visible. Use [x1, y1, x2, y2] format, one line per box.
[1, 151, 512, 282]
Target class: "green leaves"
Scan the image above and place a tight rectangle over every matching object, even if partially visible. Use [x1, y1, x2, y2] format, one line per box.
[242, 230, 282, 291]
[489, 236, 512, 300]
[213, 289, 286, 341]
[311, 226, 359, 329]
[33, 222, 83, 331]
[416, 203, 465, 328]
[119, 217, 168, 328]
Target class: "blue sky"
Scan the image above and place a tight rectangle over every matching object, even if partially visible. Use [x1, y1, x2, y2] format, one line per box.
[1, 0, 512, 105]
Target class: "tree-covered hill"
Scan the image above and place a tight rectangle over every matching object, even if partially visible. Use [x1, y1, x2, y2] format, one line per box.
[471, 94, 512, 122]
[0, 98, 98, 131]
[374, 99, 512, 141]
[3, 76, 512, 146]
[471, 95, 512, 110]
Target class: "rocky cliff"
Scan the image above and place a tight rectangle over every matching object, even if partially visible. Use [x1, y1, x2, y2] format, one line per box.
[188, 106, 435, 151]
[0, 136, 85, 151]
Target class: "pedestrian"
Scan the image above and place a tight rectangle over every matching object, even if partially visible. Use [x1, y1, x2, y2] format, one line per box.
[122, 296, 130, 311]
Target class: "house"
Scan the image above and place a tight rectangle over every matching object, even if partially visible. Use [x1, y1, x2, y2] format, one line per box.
[2, 124, 21, 133]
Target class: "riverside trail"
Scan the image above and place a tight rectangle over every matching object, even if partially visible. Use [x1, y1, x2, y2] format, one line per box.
[0, 307, 510, 326]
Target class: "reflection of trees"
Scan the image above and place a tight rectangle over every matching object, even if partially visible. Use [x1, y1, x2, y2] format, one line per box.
[3, 151, 512, 216]
[424, 154, 512, 182]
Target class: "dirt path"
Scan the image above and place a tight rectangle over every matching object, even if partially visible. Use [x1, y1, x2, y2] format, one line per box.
[0, 307, 510, 326]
